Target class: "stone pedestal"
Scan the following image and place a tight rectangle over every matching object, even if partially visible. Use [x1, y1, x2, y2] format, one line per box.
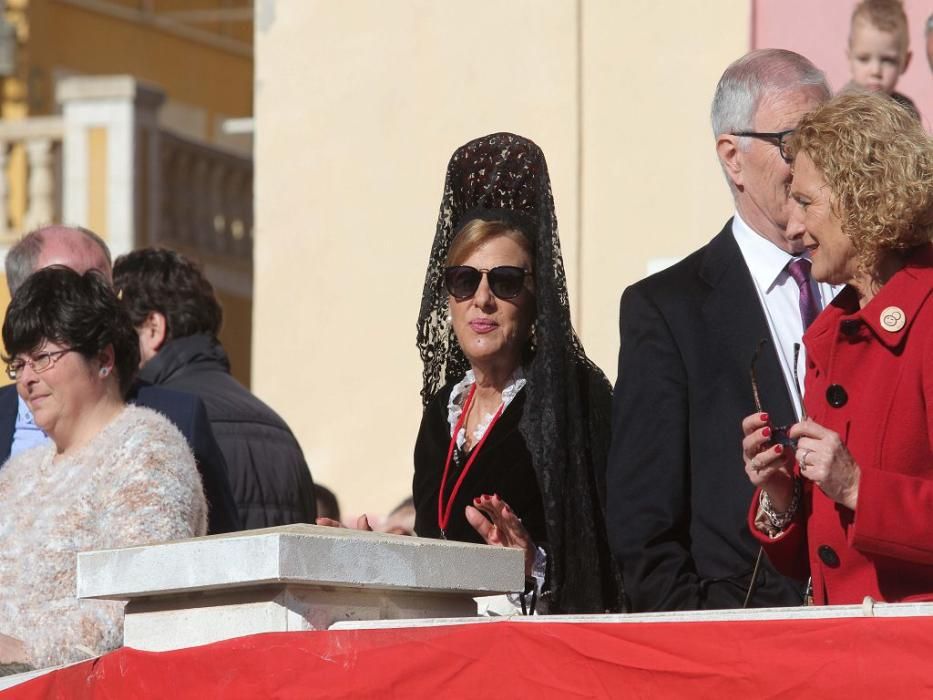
[77, 524, 524, 652]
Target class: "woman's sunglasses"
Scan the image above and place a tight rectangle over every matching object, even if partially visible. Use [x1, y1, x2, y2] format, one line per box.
[444, 265, 532, 301]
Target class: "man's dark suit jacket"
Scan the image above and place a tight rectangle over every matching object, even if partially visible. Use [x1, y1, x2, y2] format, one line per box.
[607, 221, 806, 611]
[0, 381, 241, 534]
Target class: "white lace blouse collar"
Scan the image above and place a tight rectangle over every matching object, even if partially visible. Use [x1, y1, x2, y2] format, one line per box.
[447, 367, 526, 450]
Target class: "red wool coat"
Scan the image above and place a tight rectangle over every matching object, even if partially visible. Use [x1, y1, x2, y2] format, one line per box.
[750, 245, 933, 605]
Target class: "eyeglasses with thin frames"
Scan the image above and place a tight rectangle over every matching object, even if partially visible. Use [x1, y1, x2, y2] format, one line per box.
[6, 349, 74, 380]
[731, 129, 795, 163]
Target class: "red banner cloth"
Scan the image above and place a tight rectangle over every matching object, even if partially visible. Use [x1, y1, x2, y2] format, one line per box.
[4, 617, 932, 699]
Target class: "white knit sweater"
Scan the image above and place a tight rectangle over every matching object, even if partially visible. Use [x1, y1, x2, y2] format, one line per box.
[0, 405, 207, 669]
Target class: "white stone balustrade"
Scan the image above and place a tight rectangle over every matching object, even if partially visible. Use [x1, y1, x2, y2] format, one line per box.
[158, 130, 253, 265]
[0, 75, 252, 283]
[77, 524, 525, 653]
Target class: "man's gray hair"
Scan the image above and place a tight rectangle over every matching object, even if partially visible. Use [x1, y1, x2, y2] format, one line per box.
[927, 12, 933, 34]
[5, 225, 112, 296]
[710, 49, 830, 138]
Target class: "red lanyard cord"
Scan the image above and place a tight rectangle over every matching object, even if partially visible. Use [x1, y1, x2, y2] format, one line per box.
[437, 384, 506, 535]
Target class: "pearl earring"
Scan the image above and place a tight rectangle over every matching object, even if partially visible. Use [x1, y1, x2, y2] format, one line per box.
[100, 367, 109, 377]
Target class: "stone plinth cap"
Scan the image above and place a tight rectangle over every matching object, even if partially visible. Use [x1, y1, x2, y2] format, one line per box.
[56, 75, 165, 110]
[77, 524, 525, 600]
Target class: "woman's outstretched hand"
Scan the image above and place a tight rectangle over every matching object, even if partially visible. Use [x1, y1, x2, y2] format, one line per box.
[315, 514, 373, 531]
[466, 494, 536, 576]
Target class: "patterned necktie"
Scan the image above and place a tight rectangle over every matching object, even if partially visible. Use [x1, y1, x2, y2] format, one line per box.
[787, 258, 819, 330]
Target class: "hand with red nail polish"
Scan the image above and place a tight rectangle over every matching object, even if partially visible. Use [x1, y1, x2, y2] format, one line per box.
[741, 412, 795, 511]
[465, 493, 536, 576]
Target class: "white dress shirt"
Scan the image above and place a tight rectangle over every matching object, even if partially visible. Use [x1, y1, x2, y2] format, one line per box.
[732, 211, 841, 419]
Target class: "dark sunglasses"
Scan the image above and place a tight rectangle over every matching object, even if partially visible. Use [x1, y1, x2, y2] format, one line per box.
[444, 265, 532, 301]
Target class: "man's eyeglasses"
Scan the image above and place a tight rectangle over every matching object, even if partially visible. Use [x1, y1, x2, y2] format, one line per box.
[6, 349, 74, 380]
[444, 265, 532, 301]
[732, 129, 795, 163]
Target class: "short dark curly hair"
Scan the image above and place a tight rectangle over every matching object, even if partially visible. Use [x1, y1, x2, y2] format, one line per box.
[2, 266, 140, 396]
[113, 248, 222, 339]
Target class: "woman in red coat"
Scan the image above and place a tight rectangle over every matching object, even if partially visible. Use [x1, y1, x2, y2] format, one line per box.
[741, 92, 933, 605]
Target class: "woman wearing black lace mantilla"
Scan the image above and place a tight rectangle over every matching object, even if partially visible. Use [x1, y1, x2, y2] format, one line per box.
[414, 133, 621, 614]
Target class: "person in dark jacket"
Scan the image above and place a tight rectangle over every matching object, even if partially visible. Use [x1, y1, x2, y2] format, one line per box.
[113, 248, 317, 528]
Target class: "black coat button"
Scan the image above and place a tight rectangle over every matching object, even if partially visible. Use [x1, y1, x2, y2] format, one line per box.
[818, 545, 840, 567]
[841, 320, 861, 337]
[826, 384, 848, 408]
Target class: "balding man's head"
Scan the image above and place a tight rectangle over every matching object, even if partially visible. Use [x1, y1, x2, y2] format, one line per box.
[6, 225, 112, 296]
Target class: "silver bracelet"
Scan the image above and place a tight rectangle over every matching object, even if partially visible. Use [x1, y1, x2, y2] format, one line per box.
[759, 479, 801, 532]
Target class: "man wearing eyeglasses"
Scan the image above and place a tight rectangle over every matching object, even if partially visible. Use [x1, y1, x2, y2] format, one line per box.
[607, 50, 839, 611]
[0, 225, 242, 535]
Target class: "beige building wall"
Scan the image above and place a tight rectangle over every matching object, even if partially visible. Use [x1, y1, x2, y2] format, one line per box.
[254, 0, 748, 516]
[579, 2, 748, 375]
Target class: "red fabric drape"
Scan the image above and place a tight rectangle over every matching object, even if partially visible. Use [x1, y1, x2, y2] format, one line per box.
[5, 618, 932, 698]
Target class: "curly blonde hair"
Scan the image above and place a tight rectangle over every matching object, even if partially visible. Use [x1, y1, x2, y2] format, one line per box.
[788, 92, 933, 278]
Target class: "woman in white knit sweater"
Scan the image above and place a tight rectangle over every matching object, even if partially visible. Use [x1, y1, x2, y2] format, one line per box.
[0, 267, 207, 671]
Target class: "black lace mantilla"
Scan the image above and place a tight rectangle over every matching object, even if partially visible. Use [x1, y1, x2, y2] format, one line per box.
[416, 132, 622, 613]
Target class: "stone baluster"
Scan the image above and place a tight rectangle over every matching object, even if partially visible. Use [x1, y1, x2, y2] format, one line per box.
[171, 147, 191, 246]
[193, 155, 212, 251]
[162, 142, 182, 245]
[23, 137, 54, 231]
[209, 160, 226, 256]
[229, 168, 250, 258]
